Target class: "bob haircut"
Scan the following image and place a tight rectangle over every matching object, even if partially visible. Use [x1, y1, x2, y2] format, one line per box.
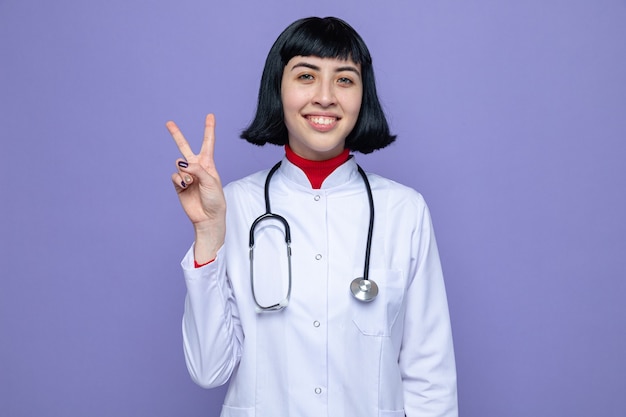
[241, 16, 396, 154]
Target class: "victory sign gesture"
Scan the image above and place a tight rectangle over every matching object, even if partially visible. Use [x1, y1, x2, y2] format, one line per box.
[167, 114, 226, 263]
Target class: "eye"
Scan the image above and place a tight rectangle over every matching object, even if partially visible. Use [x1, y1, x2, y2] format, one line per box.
[298, 73, 314, 81]
[337, 77, 354, 85]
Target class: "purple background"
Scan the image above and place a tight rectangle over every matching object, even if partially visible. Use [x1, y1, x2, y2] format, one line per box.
[1, 1, 625, 416]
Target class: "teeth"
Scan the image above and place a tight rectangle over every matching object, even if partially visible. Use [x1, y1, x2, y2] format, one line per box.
[309, 116, 335, 125]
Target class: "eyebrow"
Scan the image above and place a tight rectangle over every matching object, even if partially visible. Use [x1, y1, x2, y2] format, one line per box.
[290, 62, 361, 77]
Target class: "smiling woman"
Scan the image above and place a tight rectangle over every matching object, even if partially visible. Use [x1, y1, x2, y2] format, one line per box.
[240, 16, 396, 154]
[166, 16, 457, 417]
[280, 56, 363, 160]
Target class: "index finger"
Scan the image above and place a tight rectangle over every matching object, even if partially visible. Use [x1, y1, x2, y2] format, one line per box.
[166, 120, 196, 160]
[198, 113, 216, 166]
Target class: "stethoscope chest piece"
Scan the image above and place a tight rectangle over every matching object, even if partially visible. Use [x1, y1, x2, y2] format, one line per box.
[350, 278, 378, 302]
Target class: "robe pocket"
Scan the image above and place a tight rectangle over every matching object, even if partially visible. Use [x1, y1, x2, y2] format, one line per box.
[220, 405, 254, 417]
[351, 268, 404, 337]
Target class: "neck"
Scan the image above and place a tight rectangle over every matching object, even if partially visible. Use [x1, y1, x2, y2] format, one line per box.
[285, 145, 350, 189]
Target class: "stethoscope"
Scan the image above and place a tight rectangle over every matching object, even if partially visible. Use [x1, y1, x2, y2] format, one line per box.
[249, 160, 378, 313]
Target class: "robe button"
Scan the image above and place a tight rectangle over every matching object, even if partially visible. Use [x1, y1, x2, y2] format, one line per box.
[314, 387, 322, 394]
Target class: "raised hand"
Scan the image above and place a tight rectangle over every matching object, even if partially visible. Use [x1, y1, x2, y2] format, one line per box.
[167, 114, 226, 263]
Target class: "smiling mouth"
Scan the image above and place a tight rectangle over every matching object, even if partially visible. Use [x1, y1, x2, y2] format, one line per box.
[307, 116, 336, 125]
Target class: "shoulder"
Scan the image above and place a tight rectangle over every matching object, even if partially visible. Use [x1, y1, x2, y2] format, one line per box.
[366, 172, 428, 210]
[364, 172, 436, 237]
[222, 170, 272, 224]
[362, 171, 434, 231]
[223, 169, 269, 199]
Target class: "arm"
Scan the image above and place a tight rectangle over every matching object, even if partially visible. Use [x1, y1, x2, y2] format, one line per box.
[181, 245, 244, 388]
[401, 201, 458, 417]
[167, 114, 242, 387]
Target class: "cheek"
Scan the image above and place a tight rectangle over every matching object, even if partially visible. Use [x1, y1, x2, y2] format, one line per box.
[281, 98, 300, 128]
[344, 91, 363, 118]
[281, 89, 304, 115]
[281, 93, 302, 131]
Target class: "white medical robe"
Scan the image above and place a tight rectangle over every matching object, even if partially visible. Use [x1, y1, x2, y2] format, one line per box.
[181, 157, 457, 417]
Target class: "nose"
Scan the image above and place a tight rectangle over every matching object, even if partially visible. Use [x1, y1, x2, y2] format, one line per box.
[312, 79, 336, 107]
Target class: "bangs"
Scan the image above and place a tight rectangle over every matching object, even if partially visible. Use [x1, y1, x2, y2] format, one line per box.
[279, 17, 371, 66]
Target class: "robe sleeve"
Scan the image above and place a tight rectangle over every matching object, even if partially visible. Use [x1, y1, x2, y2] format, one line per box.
[400, 199, 458, 417]
[181, 244, 244, 388]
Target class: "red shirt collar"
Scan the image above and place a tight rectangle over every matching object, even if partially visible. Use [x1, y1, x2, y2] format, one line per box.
[285, 145, 351, 189]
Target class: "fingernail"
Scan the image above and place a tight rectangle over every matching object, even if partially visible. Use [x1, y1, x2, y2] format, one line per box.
[178, 161, 188, 168]
[180, 181, 187, 188]
[184, 175, 192, 183]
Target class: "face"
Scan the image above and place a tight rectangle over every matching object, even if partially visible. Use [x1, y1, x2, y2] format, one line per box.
[281, 55, 363, 160]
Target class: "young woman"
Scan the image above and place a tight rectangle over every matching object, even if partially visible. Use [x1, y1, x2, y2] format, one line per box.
[167, 16, 457, 417]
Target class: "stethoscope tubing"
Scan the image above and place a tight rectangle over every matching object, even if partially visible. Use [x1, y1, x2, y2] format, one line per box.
[249, 160, 376, 312]
[248, 163, 292, 312]
[357, 164, 374, 283]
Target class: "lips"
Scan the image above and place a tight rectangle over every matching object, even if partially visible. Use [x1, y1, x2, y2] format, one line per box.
[306, 115, 338, 131]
